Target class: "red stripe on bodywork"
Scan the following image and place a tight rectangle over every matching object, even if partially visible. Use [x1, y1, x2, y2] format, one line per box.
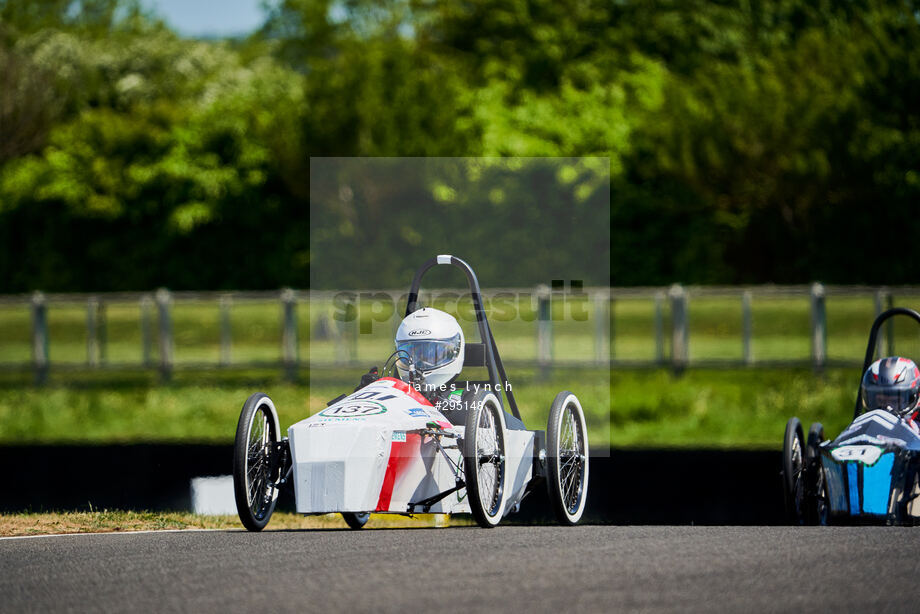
[375, 433, 422, 511]
[379, 377, 433, 407]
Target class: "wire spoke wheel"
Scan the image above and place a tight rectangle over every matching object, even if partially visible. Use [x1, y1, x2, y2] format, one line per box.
[814, 465, 828, 524]
[246, 410, 273, 518]
[233, 393, 281, 531]
[547, 391, 589, 525]
[558, 411, 582, 511]
[806, 422, 828, 526]
[783, 417, 807, 525]
[476, 407, 499, 510]
[463, 392, 506, 528]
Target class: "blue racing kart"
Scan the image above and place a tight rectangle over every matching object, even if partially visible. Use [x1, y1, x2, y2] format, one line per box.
[783, 308, 920, 525]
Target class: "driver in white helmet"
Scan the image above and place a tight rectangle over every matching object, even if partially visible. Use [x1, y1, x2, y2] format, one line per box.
[394, 307, 466, 414]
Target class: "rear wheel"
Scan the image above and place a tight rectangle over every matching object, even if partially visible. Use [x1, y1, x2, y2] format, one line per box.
[782, 417, 806, 525]
[463, 391, 506, 528]
[342, 512, 370, 529]
[233, 393, 281, 532]
[806, 422, 828, 525]
[546, 391, 589, 525]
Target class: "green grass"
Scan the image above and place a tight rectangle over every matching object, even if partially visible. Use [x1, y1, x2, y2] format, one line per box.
[0, 367, 862, 449]
[2, 291, 917, 449]
[606, 368, 857, 448]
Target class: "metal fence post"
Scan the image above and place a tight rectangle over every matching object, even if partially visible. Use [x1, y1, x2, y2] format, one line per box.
[654, 291, 665, 366]
[742, 290, 753, 366]
[87, 297, 99, 367]
[156, 288, 173, 382]
[140, 295, 153, 368]
[334, 301, 346, 366]
[219, 295, 232, 367]
[350, 299, 358, 365]
[281, 289, 298, 381]
[392, 292, 402, 339]
[30, 291, 48, 385]
[333, 294, 358, 366]
[536, 285, 552, 378]
[98, 300, 107, 365]
[669, 284, 688, 375]
[810, 282, 827, 374]
[594, 292, 610, 366]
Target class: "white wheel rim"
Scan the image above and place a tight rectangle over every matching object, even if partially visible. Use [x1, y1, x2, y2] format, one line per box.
[480, 404, 504, 518]
[556, 395, 588, 521]
[471, 395, 505, 523]
[244, 404, 278, 520]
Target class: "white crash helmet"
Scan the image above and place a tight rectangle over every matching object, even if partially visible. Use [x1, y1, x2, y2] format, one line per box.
[395, 307, 464, 389]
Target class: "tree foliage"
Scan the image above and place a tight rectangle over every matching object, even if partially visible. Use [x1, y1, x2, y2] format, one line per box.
[0, 0, 918, 290]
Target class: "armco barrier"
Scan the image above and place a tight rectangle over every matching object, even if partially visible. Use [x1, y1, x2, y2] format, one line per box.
[0, 444, 232, 513]
[0, 445, 785, 525]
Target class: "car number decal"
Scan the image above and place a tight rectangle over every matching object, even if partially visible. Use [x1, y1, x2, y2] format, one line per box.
[320, 401, 387, 417]
[831, 444, 883, 465]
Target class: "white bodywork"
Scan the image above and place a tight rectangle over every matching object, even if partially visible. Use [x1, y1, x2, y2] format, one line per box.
[288, 377, 534, 516]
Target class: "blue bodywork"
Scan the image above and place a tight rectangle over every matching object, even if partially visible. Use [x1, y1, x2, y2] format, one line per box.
[821, 410, 920, 522]
[824, 450, 895, 517]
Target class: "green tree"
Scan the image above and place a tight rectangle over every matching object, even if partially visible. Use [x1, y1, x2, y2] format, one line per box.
[0, 24, 308, 290]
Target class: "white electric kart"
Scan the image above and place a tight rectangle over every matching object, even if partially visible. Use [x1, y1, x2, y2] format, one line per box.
[232, 255, 590, 530]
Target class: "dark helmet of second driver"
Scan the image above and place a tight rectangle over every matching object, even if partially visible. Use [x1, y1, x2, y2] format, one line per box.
[861, 356, 920, 417]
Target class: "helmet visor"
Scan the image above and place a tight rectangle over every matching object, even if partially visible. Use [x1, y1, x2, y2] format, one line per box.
[397, 334, 461, 372]
[863, 385, 918, 413]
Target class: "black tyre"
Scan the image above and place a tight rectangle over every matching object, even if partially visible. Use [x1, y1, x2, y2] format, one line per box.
[233, 393, 281, 532]
[805, 422, 828, 525]
[546, 391, 589, 525]
[463, 390, 506, 528]
[782, 417, 806, 525]
[342, 512, 370, 530]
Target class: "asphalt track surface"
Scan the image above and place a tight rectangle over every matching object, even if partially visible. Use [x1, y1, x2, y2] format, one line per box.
[1, 526, 918, 613]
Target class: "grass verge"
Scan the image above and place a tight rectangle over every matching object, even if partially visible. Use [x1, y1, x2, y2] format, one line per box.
[0, 367, 865, 448]
[0, 511, 460, 537]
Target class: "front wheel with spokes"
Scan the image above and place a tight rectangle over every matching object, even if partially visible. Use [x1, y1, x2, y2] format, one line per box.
[233, 393, 281, 532]
[546, 391, 589, 525]
[782, 417, 807, 525]
[806, 422, 828, 526]
[463, 391, 507, 528]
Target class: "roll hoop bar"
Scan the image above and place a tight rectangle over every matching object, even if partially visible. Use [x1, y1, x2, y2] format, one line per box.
[854, 307, 920, 419]
[406, 255, 521, 421]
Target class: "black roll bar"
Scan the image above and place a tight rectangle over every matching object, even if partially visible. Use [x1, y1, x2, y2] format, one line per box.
[854, 307, 920, 419]
[406, 255, 521, 421]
